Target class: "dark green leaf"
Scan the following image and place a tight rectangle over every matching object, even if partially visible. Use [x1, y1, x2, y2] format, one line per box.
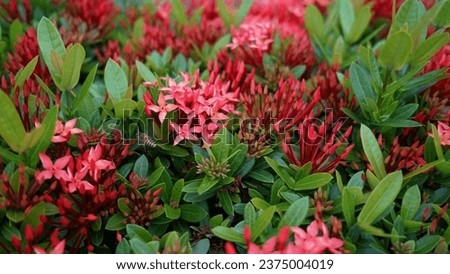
[349, 63, 376, 106]
[180, 204, 207, 222]
[134, 155, 149, 177]
[126, 224, 153, 242]
[361, 124, 387, 179]
[251, 206, 275, 241]
[28, 106, 58, 167]
[105, 214, 126, 231]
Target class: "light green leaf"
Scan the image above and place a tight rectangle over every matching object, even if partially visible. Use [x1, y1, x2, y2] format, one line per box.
[37, 17, 66, 75]
[14, 56, 39, 89]
[400, 185, 421, 220]
[338, 0, 355, 38]
[136, 61, 156, 82]
[0, 91, 26, 152]
[409, 33, 449, 65]
[342, 187, 356, 227]
[379, 31, 412, 70]
[60, 44, 85, 90]
[105, 59, 128, 104]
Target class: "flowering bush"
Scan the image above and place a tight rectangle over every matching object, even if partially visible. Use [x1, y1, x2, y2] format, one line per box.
[0, 0, 449, 255]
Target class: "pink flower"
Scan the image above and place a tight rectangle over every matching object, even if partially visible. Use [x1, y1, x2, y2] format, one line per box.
[437, 121, 450, 146]
[36, 153, 70, 182]
[144, 92, 178, 123]
[52, 119, 83, 143]
[66, 163, 94, 193]
[34, 240, 66, 254]
[80, 145, 115, 181]
[170, 120, 202, 146]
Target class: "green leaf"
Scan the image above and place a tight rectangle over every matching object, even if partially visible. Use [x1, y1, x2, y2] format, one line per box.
[116, 239, 131, 254]
[129, 238, 157, 254]
[212, 227, 245, 244]
[157, 144, 190, 157]
[37, 17, 66, 76]
[280, 197, 308, 227]
[134, 155, 149, 178]
[349, 63, 376, 106]
[251, 206, 275, 241]
[360, 124, 387, 179]
[105, 59, 128, 104]
[126, 224, 153, 242]
[434, 1, 450, 27]
[235, 0, 253, 26]
[73, 64, 98, 112]
[136, 61, 156, 82]
[118, 198, 131, 214]
[244, 203, 256, 227]
[400, 185, 421, 220]
[14, 56, 39, 89]
[392, 0, 420, 33]
[60, 44, 85, 90]
[292, 173, 332, 191]
[379, 31, 412, 70]
[348, 5, 372, 43]
[27, 106, 58, 167]
[180, 204, 207, 222]
[342, 187, 356, 227]
[170, 0, 188, 25]
[357, 171, 402, 225]
[265, 157, 295, 188]
[216, 0, 233, 27]
[23, 202, 46, 229]
[164, 204, 181, 220]
[305, 5, 325, 42]
[113, 99, 137, 119]
[414, 235, 441, 254]
[105, 214, 126, 231]
[410, 33, 449, 65]
[0, 91, 26, 152]
[9, 19, 23, 49]
[338, 0, 355, 38]
[248, 170, 274, 183]
[198, 176, 219, 194]
[170, 179, 184, 204]
[192, 238, 210, 254]
[0, 147, 23, 166]
[218, 190, 234, 216]
[6, 209, 25, 223]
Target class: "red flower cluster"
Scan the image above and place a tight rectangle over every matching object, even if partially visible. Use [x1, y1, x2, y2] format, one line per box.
[62, 0, 120, 44]
[225, 202, 343, 254]
[0, 0, 31, 23]
[280, 113, 354, 173]
[144, 70, 240, 145]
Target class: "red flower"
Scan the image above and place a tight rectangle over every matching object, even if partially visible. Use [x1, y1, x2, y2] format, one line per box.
[225, 203, 344, 254]
[145, 92, 178, 123]
[0, 0, 32, 23]
[62, 0, 120, 44]
[80, 145, 115, 182]
[280, 113, 354, 173]
[36, 153, 70, 182]
[52, 119, 83, 143]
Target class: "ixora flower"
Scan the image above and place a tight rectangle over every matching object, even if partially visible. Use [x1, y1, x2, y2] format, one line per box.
[52, 119, 83, 143]
[434, 122, 450, 146]
[143, 70, 239, 145]
[280, 113, 354, 173]
[0, 0, 32, 23]
[225, 203, 344, 254]
[36, 153, 71, 182]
